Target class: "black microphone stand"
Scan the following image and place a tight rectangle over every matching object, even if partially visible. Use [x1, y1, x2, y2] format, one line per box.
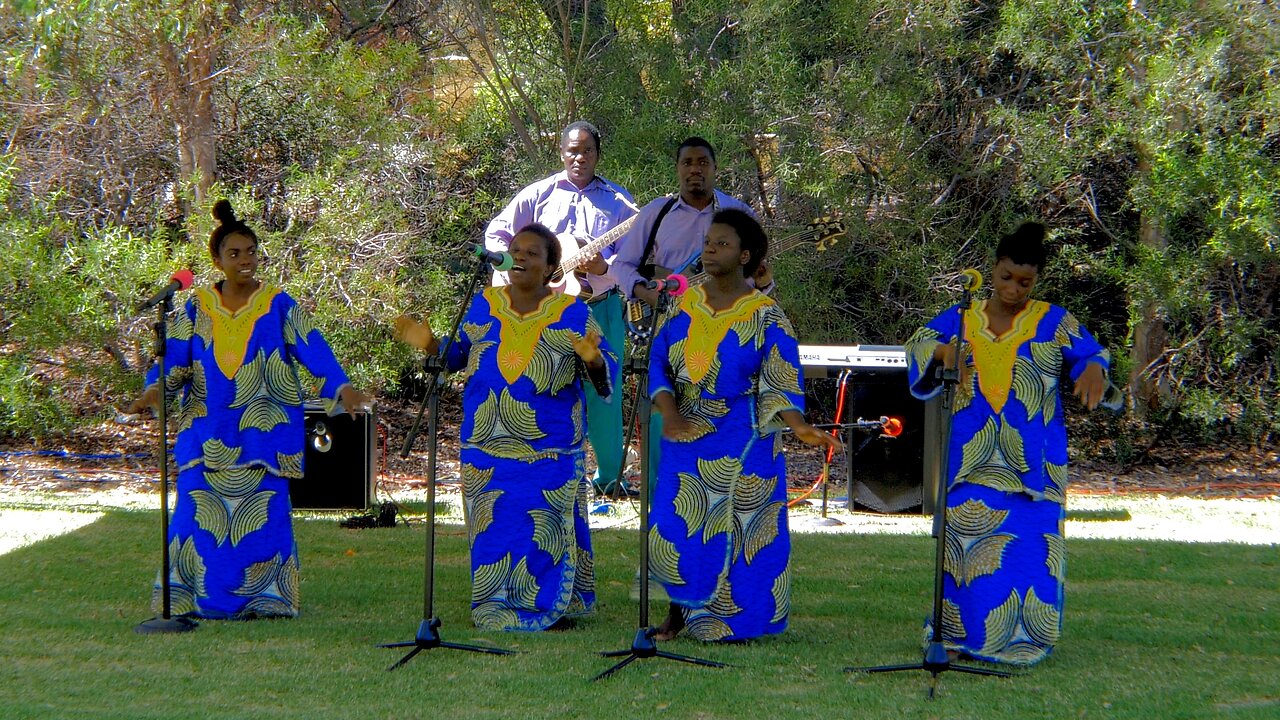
[846, 282, 1010, 696]
[593, 288, 726, 681]
[379, 255, 514, 670]
[135, 294, 198, 634]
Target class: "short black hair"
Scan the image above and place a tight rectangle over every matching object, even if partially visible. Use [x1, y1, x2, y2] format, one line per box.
[514, 222, 561, 280]
[561, 121, 601, 152]
[712, 208, 767, 278]
[995, 222, 1048, 270]
[209, 199, 259, 256]
[676, 136, 716, 165]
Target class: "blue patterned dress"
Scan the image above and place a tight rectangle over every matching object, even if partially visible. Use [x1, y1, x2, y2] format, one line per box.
[647, 287, 806, 641]
[145, 283, 351, 619]
[905, 299, 1121, 665]
[446, 287, 618, 631]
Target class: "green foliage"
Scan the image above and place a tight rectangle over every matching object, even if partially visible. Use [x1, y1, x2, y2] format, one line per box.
[0, 165, 206, 436]
[1, 0, 1277, 453]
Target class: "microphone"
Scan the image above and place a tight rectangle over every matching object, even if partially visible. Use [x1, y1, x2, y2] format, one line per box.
[472, 244, 516, 272]
[643, 273, 689, 296]
[138, 269, 195, 311]
[959, 268, 983, 292]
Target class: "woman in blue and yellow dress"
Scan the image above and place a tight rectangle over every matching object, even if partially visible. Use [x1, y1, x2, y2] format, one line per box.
[129, 200, 369, 619]
[396, 224, 617, 631]
[647, 209, 842, 642]
[904, 222, 1121, 665]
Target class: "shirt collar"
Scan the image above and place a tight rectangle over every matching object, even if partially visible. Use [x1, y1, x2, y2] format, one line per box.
[674, 188, 720, 214]
[554, 171, 604, 193]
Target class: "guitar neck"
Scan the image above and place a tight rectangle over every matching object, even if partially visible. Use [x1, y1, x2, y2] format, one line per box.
[558, 212, 643, 275]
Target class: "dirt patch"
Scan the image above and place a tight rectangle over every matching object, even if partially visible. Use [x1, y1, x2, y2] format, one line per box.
[2, 397, 1277, 501]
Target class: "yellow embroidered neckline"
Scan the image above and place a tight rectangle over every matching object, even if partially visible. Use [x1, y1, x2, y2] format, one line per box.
[964, 299, 1050, 413]
[489, 287, 574, 384]
[196, 283, 280, 380]
[682, 286, 770, 384]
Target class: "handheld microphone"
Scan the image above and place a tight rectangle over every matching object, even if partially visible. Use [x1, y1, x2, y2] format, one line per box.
[959, 268, 983, 292]
[643, 273, 689, 296]
[472, 244, 516, 272]
[138, 269, 195, 311]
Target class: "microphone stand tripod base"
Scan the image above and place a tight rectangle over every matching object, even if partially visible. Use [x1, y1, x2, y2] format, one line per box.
[592, 290, 727, 682]
[379, 618, 515, 671]
[134, 615, 198, 634]
[843, 286, 1011, 698]
[846, 641, 1010, 699]
[380, 255, 516, 671]
[594, 628, 729, 681]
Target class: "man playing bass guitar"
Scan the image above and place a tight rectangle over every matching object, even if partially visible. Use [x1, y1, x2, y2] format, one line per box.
[610, 137, 767, 329]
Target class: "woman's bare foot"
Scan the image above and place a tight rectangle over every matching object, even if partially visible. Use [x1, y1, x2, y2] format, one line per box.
[653, 603, 685, 641]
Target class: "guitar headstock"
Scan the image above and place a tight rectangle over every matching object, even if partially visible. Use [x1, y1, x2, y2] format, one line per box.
[807, 216, 847, 252]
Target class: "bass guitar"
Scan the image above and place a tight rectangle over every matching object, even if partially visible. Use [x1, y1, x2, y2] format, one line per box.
[625, 216, 847, 339]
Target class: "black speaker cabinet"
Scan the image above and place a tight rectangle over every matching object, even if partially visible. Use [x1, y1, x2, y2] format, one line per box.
[805, 367, 930, 514]
[289, 401, 375, 510]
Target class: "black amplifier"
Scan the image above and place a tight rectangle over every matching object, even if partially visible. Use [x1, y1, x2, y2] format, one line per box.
[289, 401, 375, 510]
[798, 345, 933, 514]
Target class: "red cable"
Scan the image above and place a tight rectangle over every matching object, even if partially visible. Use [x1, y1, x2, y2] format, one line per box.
[787, 370, 850, 508]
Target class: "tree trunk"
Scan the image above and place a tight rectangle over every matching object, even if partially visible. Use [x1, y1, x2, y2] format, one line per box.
[1129, 147, 1168, 416]
[184, 35, 218, 204]
[157, 20, 218, 207]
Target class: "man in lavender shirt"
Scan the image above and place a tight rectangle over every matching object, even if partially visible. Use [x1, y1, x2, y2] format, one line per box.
[610, 136, 767, 310]
[484, 121, 637, 496]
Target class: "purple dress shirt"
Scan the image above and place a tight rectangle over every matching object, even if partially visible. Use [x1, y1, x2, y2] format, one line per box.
[609, 189, 755, 300]
[485, 171, 636, 293]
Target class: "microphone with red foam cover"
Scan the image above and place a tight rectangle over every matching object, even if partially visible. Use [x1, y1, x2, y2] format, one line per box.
[643, 273, 689, 296]
[138, 269, 195, 311]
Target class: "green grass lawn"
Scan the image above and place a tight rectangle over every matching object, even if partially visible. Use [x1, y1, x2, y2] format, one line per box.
[1, 511, 1276, 719]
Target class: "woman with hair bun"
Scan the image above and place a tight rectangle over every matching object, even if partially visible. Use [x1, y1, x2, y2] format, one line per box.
[129, 199, 369, 620]
[904, 221, 1121, 665]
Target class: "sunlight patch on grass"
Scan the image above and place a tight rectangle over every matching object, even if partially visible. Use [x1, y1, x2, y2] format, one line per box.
[0, 508, 103, 555]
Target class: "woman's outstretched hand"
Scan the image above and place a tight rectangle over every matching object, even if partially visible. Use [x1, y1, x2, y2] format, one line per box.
[1073, 362, 1106, 410]
[792, 423, 844, 452]
[339, 386, 372, 418]
[393, 313, 438, 353]
[126, 387, 160, 416]
[572, 330, 604, 368]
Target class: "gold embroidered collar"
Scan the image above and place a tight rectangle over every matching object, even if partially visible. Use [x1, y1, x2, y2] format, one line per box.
[489, 287, 573, 385]
[196, 283, 280, 380]
[682, 286, 770, 384]
[964, 299, 1050, 413]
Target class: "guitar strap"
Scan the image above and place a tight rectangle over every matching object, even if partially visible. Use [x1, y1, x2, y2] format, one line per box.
[638, 196, 679, 280]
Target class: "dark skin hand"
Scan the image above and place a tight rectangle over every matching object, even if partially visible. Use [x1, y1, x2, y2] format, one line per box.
[932, 339, 1107, 410]
[1073, 362, 1106, 410]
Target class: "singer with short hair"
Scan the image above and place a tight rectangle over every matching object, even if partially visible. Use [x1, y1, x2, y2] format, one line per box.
[128, 199, 370, 619]
[647, 209, 841, 641]
[395, 223, 618, 631]
[903, 222, 1121, 665]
